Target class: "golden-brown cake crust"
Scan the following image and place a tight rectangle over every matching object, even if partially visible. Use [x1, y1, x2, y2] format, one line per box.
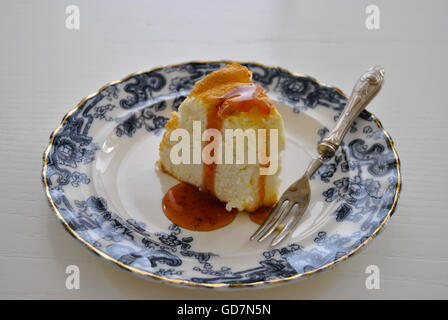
[190, 63, 252, 103]
[189, 63, 275, 116]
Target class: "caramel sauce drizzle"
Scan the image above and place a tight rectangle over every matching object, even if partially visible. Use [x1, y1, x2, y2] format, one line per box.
[202, 83, 272, 196]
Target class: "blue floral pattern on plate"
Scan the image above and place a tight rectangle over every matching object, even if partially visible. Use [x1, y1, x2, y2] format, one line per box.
[42, 61, 401, 289]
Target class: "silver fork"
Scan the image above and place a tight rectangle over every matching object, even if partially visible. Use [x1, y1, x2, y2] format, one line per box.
[251, 66, 385, 246]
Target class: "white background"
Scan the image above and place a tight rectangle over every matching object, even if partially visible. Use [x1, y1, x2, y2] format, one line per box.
[0, 0, 447, 299]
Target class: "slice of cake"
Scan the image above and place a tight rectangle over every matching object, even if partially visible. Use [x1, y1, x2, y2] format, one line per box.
[159, 63, 285, 212]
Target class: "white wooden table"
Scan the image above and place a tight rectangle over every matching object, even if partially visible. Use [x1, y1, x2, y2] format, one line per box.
[1, 0, 447, 299]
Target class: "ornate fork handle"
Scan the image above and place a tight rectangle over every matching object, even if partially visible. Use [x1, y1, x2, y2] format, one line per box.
[251, 66, 385, 246]
[317, 66, 385, 159]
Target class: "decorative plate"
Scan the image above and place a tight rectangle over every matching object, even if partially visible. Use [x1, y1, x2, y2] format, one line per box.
[42, 60, 401, 289]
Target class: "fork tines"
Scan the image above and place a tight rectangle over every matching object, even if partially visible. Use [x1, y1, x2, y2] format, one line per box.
[250, 199, 297, 243]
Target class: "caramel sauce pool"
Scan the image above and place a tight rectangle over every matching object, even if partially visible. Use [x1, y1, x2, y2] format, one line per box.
[162, 182, 273, 230]
[162, 182, 237, 231]
[249, 206, 273, 225]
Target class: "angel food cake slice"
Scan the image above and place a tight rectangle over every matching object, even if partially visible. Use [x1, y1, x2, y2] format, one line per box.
[159, 63, 285, 212]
